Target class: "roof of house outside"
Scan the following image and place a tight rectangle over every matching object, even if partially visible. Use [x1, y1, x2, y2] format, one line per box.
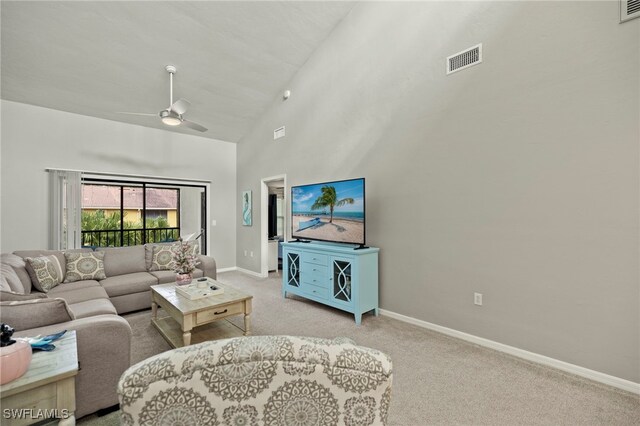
[82, 185, 178, 209]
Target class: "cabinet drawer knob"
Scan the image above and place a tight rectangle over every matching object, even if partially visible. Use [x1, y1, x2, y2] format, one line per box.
[214, 309, 228, 315]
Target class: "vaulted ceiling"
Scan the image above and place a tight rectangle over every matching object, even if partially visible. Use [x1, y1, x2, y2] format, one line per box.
[1, 1, 354, 142]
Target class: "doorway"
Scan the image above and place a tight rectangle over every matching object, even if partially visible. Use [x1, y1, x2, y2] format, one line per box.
[260, 174, 286, 277]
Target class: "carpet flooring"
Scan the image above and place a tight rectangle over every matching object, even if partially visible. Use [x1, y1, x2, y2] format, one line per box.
[79, 271, 639, 425]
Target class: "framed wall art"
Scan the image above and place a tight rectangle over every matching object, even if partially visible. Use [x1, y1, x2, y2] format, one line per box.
[242, 190, 252, 226]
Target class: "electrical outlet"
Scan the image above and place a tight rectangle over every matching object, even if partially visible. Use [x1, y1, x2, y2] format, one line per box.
[250, 251, 254, 257]
[474, 293, 483, 306]
[244, 250, 247, 257]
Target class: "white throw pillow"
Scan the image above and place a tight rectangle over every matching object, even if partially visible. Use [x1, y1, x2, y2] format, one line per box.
[64, 251, 106, 282]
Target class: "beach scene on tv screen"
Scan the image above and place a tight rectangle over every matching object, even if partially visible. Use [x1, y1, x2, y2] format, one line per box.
[292, 179, 364, 244]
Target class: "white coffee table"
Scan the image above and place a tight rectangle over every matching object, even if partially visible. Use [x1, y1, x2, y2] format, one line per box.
[151, 279, 253, 348]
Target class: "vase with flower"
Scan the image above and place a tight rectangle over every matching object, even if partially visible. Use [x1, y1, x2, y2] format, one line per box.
[172, 239, 198, 286]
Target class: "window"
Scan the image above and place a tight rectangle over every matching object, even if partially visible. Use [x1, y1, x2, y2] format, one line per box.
[81, 181, 180, 247]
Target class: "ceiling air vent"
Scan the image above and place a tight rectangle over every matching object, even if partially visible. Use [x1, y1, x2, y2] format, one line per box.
[621, 0, 640, 22]
[447, 43, 482, 75]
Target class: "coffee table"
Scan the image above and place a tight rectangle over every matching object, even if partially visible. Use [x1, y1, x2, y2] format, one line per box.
[151, 279, 253, 348]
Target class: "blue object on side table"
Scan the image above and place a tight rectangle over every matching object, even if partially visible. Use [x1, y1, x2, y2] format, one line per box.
[26, 330, 67, 351]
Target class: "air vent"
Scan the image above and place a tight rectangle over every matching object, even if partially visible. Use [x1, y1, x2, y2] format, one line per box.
[621, 0, 640, 22]
[447, 44, 482, 75]
[274, 126, 285, 140]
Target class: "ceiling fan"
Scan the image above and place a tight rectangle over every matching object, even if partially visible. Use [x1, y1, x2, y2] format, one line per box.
[118, 65, 207, 132]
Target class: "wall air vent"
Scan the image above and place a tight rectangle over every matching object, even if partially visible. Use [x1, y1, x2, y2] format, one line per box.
[447, 43, 482, 75]
[621, 0, 640, 22]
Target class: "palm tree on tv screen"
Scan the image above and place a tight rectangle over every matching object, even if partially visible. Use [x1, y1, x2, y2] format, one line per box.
[310, 185, 354, 224]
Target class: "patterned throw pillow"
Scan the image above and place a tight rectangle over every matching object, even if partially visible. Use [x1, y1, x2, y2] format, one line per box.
[150, 245, 175, 271]
[64, 252, 106, 282]
[24, 255, 64, 293]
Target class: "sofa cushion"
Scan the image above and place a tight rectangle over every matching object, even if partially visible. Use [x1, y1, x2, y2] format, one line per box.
[149, 269, 204, 284]
[24, 255, 64, 293]
[48, 282, 109, 305]
[0, 298, 75, 332]
[51, 280, 101, 292]
[98, 246, 147, 277]
[100, 272, 157, 298]
[68, 299, 118, 319]
[64, 252, 106, 282]
[148, 270, 176, 284]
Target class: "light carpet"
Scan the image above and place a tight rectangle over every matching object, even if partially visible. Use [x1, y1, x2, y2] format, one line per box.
[79, 271, 639, 425]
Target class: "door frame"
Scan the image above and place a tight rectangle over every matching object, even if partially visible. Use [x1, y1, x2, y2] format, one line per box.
[260, 174, 287, 277]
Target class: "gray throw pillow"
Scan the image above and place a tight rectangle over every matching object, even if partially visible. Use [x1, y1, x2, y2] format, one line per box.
[1, 261, 24, 293]
[24, 255, 64, 293]
[64, 251, 106, 282]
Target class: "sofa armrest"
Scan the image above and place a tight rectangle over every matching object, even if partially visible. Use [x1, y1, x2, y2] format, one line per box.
[0, 298, 74, 331]
[15, 315, 132, 418]
[197, 254, 216, 279]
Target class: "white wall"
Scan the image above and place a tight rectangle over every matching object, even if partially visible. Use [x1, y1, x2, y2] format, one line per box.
[236, 1, 639, 382]
[0, 100, 237, 269]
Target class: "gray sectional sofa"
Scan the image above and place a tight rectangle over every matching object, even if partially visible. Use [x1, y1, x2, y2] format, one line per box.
[0, 243, 217, 418]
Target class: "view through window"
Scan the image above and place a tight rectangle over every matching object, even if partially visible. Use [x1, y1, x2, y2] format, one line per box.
[81, 182, 180, 247]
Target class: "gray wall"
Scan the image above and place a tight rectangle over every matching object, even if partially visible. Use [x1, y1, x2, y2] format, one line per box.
[1, 100, 237, 269]
[236, 2, 639, 382]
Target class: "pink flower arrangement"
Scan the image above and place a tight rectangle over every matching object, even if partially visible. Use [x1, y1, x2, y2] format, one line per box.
[171, 239, 198, 274]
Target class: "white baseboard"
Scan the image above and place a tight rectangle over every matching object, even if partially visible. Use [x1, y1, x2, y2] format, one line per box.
[218, 266, 269, 278]
[235, 267, 267, 278]
[379, 309, 640, 395]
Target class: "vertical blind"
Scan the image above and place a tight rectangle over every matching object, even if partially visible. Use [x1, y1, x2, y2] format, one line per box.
[50, 170, 82, 250]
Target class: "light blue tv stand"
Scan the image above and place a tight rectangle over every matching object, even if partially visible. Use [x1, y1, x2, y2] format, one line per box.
[282, 241, 379, 324]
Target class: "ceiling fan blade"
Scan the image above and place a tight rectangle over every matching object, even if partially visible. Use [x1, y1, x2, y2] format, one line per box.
[170, 98, 190, 115]
[181, 119, 207, 132]
[116, 112, 158, 117]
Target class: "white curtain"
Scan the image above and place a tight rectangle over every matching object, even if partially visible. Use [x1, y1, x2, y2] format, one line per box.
[50, 170, 82, 250]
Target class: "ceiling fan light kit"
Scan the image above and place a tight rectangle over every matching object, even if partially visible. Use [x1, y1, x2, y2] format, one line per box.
[160, 110, 181, 126]
[116, 65, 208, 132]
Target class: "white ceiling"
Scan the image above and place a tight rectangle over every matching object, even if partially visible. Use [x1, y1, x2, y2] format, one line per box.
[1, 1, 354, 142]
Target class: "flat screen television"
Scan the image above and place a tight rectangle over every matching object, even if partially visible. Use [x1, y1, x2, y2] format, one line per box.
[291, 178, 365, 246]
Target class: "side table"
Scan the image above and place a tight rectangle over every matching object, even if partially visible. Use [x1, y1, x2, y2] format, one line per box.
[0, 330, 78, 425]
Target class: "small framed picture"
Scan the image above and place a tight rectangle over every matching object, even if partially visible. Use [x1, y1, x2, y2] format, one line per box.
[242, 190, 252, 226]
